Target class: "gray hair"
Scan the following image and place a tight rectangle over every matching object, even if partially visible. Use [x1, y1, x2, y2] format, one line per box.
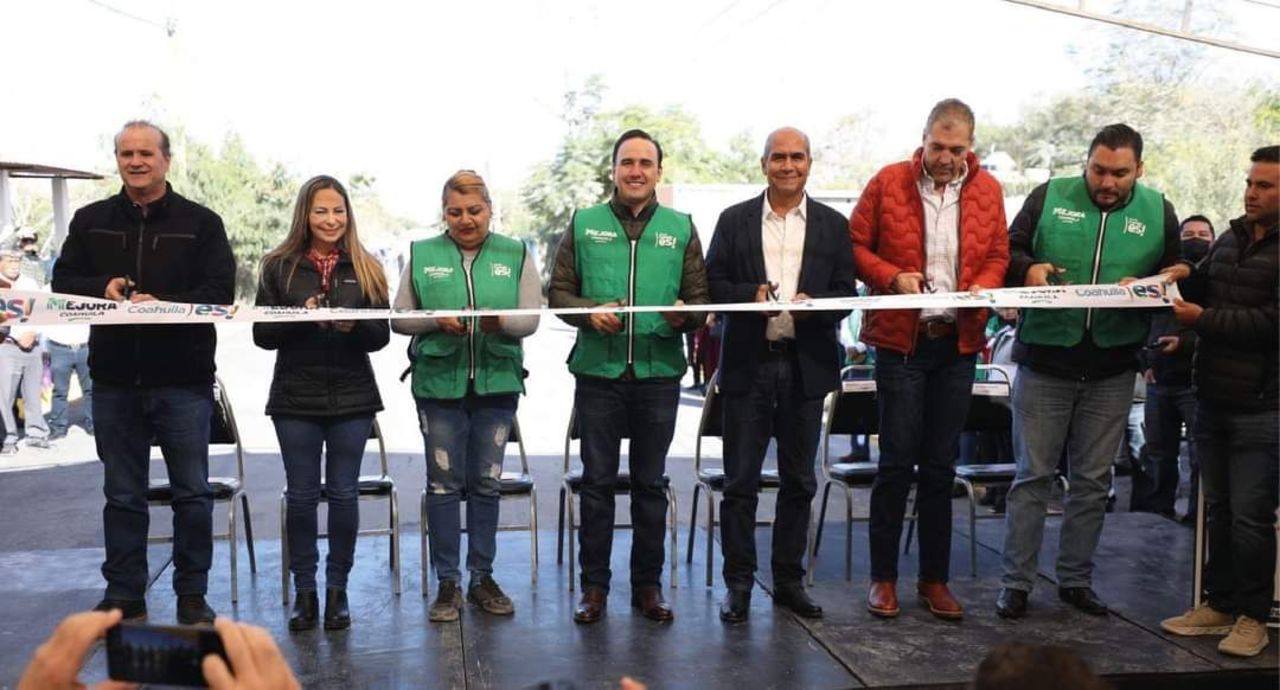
[923, 98, 975, 141]
[114, 120, 172, 158]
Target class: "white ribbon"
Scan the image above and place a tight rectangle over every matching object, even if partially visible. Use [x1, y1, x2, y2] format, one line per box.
[0, 277, 1178, 327]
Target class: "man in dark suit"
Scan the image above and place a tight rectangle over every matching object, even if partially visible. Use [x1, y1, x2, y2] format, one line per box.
[706, 127, 856, 622]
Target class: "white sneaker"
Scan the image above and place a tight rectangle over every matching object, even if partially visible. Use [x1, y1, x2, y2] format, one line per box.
[1160, 604, 1234, 636]
[1218, 616, 1269, 658]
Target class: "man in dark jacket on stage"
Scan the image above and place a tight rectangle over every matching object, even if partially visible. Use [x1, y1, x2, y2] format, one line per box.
[53, 120, 236, 626]
[1161, 145, 1278, 658]
[706, 127, 855, 622]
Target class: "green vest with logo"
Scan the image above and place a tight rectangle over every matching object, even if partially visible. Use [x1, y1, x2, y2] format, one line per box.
[1019, 177, 1165, 348]
[409, 233, 526, 399]
[568, 203, 690, 379]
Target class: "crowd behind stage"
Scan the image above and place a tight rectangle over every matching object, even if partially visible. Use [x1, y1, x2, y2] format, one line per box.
[1, 102, 1276, 688]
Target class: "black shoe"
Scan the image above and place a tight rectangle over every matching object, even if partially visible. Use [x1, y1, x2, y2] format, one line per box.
[719, 589, 751, 623]
[289, 590, 319, 631]
[94, 598, 147, 621]
[773, 582, 823, 619]
[176, 595, 215, 625]
[996, 588, 1028, 619]
[324, 588, 350, 630]
[48, 430, 68, 441]
[1059, 587, 1108, 616]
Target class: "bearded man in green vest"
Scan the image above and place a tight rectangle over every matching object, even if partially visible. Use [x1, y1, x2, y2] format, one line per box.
[549, 129, 710, 624]
[996, 124, 1191, 620]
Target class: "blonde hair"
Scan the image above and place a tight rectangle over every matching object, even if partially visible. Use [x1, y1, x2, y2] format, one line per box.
[441, 170, 492, 208]
[260, 175, 389, 305]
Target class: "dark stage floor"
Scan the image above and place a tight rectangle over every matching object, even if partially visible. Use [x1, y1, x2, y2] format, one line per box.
[2, 502, 1276, 689]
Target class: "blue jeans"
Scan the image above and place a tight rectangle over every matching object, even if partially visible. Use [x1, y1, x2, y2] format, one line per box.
[274, 414, 373, 592]
[1001, 368, 1134, 591]
[1196, 403, 1279, 622]
[574, 376, 678, 592]
[48, 341, 93, 435]
[1134, 383, 1196, 515]
[95, 384, 213, 600]
[869, 337, 976, 583]
[418, 394, 517, 583]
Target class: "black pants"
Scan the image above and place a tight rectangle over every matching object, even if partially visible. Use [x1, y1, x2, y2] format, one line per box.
[719, 352, 822, 591]
[574, 376, 679, 592]
[1197, 402, 1279, 622]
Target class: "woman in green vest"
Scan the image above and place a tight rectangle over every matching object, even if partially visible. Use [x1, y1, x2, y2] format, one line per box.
[391, 171, 541, 622]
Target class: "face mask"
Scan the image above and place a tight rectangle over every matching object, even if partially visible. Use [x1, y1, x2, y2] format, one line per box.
[1182, 238, 1211, 263]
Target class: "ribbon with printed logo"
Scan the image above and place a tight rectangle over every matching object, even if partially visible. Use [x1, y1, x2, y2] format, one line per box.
[0, 278, 1178, 327]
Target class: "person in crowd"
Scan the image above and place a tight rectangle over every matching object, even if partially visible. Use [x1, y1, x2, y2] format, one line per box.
[1161, 145, 1278, 658]
[850, 99, 1009, 620]
[706, 126, 855, 622]
[253, 175, 390, 631]
[46, 320, 94, 440]
[548, 129, 709, 624]
[997, 123, 1190, 619]
[392, 170, 540, 622]
[53, 120, 235, 625]
[0, 249, 51, 455]
[16, 609, 300, 690]
[1132, 215, 1214, 519]
[972, 644, 1109, 690]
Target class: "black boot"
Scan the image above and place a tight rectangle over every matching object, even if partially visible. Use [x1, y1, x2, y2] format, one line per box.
[324, 588, 351, 630]
[289, 590, 319, 631]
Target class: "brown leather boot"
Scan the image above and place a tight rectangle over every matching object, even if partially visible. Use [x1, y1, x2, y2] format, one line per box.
[918, 581, 963, 620]
[867, 580, 899, 618]
[630, 586, 674, 622]
[573, 588, 607, 624]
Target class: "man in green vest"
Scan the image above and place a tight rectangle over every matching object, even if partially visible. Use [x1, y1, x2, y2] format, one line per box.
[549, 129, 710, 624]
[996, 124, 1191, 620]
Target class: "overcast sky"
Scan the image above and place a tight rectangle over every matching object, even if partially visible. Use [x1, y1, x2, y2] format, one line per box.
[2, 0, 1274, 223]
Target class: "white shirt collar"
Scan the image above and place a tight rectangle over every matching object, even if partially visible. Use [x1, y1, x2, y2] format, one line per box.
[763, 191, 807, 221]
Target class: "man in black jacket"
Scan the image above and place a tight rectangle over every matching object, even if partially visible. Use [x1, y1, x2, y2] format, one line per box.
[705, 127, 855, 622]
[1161, 145, 1279, 658]
[52, 120, 236, 625]
[1132, 215, 1214, 518]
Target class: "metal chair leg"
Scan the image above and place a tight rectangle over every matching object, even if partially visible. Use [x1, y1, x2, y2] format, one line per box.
[566, 484, 577, 592]
[961, 479, 978, 577]
[805, 506, 817, 587]
[686, 483, 701, 564]
[705, 485, 715, 588]
[668, 485, 678, 588]
[241, 493, 256, 573]
[228, 497, 239, 604]
[844, 486, 854, 581]
[420, 490, 430, 596]
[279, 494, 290, 606]
[529, 485, 539, 585]
[556, 486, 566, 565]
[813, 481, 833, 556]
[390, 487, 401, 596]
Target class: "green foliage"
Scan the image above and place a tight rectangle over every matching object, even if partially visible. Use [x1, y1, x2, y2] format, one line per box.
[516, 76, 758, 270]
[166, 130, 296, 300]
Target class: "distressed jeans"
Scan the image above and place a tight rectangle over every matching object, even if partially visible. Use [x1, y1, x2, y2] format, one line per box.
[418, 394, 517, 583]
[1001, 367, 1134, 591]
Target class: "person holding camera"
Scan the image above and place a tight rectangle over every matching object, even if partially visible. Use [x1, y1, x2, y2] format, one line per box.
[253, 175, 390, 631]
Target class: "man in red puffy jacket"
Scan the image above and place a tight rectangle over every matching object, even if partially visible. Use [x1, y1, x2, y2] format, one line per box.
[850, 98, 1009, 621]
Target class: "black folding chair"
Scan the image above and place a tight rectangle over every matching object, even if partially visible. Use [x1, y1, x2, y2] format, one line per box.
[279, 417, 400, 605]
[146, 377, 255, 603]
[419, 415, 537, 593]
[557, 408, 679, 591]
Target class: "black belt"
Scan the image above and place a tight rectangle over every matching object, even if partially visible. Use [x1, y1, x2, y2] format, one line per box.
[765, 339, 795, 354]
